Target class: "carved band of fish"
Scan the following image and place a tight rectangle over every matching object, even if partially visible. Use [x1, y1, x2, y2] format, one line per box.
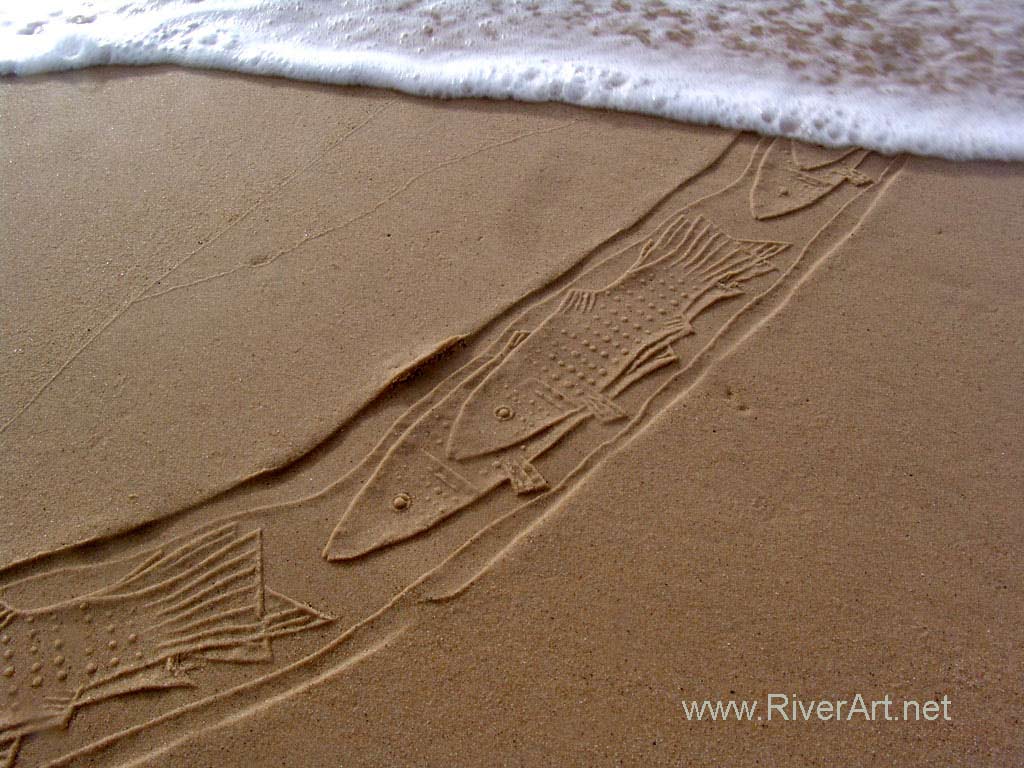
[0, 524, 331, 767]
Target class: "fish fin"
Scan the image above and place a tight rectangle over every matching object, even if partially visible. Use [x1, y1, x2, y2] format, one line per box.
[836, 166, 873, 186]
[0, 737, 21, 768]
[655, 315, 695, 342]
[501, 455, 549, 495]
[612, 299, 689, 374]
[97, 525, 269, 658]
[684, 282, 748, 321]
[100, 525, 326, 659]
[96, 523, 256, 600]
[201, 639, 272, 663]
[77, 660, 195, 709]
[611, 344, 679, 396]
[496, 329, 530, 358]
[557, 288, 598, 313]
[631, 214, 788, 287]
[261, 589, 334, 640]
[576, 389, 627, 424]
[630, 212, 704, 271]
[667, 223, 786, 285]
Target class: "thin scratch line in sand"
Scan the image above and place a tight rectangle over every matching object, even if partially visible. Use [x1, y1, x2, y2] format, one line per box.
[0, 98, 395, 437]
[136, 118, 580, 303]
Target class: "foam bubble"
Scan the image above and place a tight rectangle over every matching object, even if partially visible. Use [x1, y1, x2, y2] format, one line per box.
[2, 0, 1023, 160]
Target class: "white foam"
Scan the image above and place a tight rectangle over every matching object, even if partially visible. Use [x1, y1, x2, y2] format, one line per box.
[3, 0, 1023, 160]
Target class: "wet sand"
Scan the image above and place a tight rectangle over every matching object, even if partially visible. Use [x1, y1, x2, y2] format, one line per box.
[0, 67, 1021, 766]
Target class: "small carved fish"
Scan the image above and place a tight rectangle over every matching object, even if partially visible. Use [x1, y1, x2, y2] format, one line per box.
[0, 524, 331, 767]
[446, 214, 788, 461]
[750, 139, 873, 220]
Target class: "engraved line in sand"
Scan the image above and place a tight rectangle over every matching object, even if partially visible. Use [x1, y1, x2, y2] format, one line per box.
[208, 133, 751, 523]
[445, 215, 787, 456]
[137, 118, 579, 304]
[0, 524, 331, 768]
[414, 150, 908, 606]
[88, 624, 411, 768]
[323, 138, 893, 566]
[155, 134, 754, 542]
[751, 141, 872, 220]
[0, 98, 397, 438]
[4, 134, 757, 764]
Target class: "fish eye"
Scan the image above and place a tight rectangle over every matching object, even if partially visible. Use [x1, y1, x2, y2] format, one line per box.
[391, 492, 411, 512]
[494, 405, 514, 421]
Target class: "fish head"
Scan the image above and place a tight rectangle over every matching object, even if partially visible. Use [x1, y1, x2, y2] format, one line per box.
[323, 441, 480, 561]
[752, 140, 869, 220]
[446, 374, 575, 461]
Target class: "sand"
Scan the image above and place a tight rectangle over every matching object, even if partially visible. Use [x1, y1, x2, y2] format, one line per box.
[0, 67, 1021, 767]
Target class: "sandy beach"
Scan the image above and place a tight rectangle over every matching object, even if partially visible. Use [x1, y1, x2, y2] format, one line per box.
[1, 67, 1021, 766]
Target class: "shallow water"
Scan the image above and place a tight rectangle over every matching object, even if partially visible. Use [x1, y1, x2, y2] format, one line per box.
[3, 0, 1023, 159]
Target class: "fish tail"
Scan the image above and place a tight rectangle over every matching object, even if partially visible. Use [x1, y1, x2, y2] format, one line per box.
[630, 212, 707, 272]
[693, 238, 788, 287]
[96, 524, 331, 659]
[836, 166, 874, 186]
[199, 590, 332, 663]
[261, 589, 334, 640]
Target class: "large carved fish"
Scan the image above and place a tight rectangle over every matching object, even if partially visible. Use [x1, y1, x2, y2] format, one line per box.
[446, 214, 788, 461]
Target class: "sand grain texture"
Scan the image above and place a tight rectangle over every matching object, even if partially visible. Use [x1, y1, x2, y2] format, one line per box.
[0, 69, 1021, 768]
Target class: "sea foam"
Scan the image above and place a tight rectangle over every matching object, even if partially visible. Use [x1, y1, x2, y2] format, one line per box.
[2, 1, 1023, 160]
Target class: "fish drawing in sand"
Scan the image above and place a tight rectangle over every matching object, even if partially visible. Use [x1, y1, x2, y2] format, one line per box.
[447, 214, 788, 460]
[325, 214, 787, 560]
[324, 329, 593, 560]
[750, 141, 872, 220]
[0, 524, 331, 767]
